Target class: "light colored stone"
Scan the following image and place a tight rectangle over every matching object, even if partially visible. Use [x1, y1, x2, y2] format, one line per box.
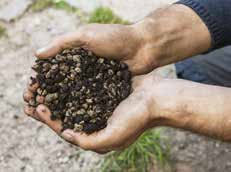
[0, 0, 34, 22]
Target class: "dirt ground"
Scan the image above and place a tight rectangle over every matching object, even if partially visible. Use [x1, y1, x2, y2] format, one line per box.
[1, 1, 231, 172]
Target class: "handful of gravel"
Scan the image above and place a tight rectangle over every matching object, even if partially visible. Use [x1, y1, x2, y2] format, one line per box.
[29, 48, 132, 134]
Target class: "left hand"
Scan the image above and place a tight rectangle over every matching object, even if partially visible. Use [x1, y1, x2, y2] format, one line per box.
[24, 73, 162, 153]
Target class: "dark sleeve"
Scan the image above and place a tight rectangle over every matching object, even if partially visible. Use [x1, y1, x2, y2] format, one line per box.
[175, 0, 231, 50]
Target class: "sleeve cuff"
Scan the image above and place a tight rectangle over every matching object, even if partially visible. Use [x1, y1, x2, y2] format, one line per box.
[175, 0, 225, 50]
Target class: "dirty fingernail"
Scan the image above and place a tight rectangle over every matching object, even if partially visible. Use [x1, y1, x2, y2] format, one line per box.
[36, 95, 45, 104]
[29, 76, 37, 85]
[37, 105, 47, 113]
[36, 46, 49, 55]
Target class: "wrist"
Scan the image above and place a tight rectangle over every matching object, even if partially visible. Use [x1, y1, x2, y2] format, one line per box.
[132, 4, 211, 67]
[147, 78, 188, 127]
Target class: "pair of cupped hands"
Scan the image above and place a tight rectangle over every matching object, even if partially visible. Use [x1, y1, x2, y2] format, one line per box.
[23, 23, 181, 153]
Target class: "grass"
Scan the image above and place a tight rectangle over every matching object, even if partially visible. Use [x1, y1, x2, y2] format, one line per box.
[88, 7, 129, 24]
[30, 0, 53, 11]
[30, 1, 128, 25]
[0, 25, 6, 38]
[100, 130, 170, 172]
[30, 0, 86, 22]
[30, 0, 76, 12]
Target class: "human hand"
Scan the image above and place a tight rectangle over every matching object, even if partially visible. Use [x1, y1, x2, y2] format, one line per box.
[24, 73, 168, 153]
[24, 3, 213, 152]
[35, 23, 154, 75]
[24, 71, 231, 149]
[36, 5, 211, 76]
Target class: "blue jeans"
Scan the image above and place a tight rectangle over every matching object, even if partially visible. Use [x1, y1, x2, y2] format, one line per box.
[175, 46, 231, 87]
[175, 59, 211, 84]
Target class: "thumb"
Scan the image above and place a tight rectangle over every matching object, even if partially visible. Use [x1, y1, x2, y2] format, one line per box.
[35, 32, 85, 59]
[36, 104, 62, 134]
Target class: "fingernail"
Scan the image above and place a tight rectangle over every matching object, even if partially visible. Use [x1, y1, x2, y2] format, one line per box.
[36, 95, 45, 104]
[36, 46, 49, 55]
[37, 105, 46, 113]
[61, 131, 74, 142]
[29, 76, 36, 85]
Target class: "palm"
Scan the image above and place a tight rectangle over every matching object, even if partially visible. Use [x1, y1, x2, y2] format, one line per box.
[24, 75, 153, 153]
[24, 23, 158, 152]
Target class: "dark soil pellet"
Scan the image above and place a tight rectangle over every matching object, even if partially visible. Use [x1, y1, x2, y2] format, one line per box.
[29, 48, 132, 134]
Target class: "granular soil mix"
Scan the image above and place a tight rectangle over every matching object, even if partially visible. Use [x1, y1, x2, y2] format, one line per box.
[29, 48, 132, 134]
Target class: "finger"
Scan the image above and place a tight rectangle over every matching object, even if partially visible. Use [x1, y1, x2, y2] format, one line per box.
[27, 78, 39, 92]
[23, 89, 34, 102]
[35, 32, 85, 59]
[95, 126, 147, 153]
[61, 127, 116, 151]
[116, 131, 145, 150]
[24, 105, 41, 121]
[24, 105, 35, 116]
[36, 104, 62, 134]
[36, 95, 45, 104]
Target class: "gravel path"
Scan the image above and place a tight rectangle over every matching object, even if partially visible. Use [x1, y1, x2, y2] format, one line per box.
[0, 1, 231, 172]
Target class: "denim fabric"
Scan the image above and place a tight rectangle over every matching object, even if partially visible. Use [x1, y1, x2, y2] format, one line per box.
[175, 59, 212, 85]
[176, 46, 231, 87]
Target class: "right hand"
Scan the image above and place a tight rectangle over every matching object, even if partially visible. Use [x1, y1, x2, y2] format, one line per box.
[35, 23, 159, 75]
[35, 5, 211, 75]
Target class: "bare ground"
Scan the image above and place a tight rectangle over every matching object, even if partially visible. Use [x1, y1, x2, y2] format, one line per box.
[0, 2, 231, 172]
[0, 9, 102, 172]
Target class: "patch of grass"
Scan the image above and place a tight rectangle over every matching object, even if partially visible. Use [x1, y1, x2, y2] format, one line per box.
[100, 130, 170, 172]
[88, 7, 129, 24]
[31, 0, 76, 12]
[30, 0, 87, 22]
[31, 2, 128, 25]
[53, 0, 76, 12]
[0, 25, 6, 38]
[30, 0, 53, 11]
